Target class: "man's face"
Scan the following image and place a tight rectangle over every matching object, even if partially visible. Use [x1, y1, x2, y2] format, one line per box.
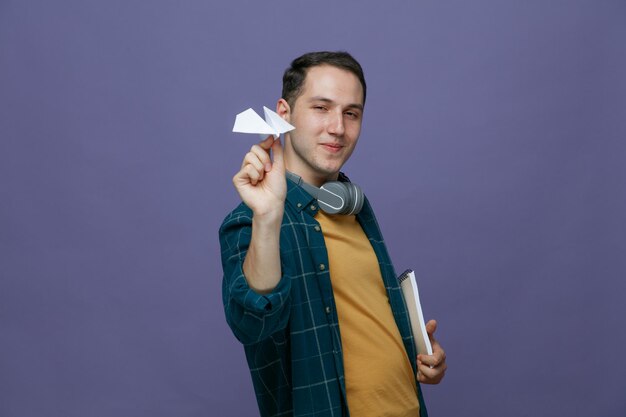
[280, 65, 364, 186]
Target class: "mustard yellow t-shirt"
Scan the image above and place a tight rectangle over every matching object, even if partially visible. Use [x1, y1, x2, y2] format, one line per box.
[316, 210, 420, 417]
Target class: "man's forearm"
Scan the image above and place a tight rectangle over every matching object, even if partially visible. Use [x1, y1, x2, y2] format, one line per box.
[242, 212, 283, 294]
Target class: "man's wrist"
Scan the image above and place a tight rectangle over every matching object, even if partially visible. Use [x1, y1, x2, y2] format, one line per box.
[252, 208, 284, 229]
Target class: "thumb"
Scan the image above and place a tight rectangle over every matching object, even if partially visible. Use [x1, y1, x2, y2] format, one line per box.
[426, 320, 438, 338]
[271, 136, 284, 168]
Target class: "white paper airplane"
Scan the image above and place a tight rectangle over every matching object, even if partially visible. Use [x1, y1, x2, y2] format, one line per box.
[232, 106, 295, 139]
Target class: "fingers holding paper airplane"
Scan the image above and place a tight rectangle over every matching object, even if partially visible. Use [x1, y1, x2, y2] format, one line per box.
[233, 135, 286, 217]
[417, 320, 447, 384]
[241, 141, 272, 178]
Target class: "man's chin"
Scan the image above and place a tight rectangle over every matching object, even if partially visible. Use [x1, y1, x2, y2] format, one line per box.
[316, 161, 344, 177]
[319, 169, 342, 182]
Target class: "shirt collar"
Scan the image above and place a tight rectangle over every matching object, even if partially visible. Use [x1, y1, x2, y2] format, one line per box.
[286, 177, 317, 214]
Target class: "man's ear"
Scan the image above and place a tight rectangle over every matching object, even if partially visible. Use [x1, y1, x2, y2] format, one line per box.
[276, 99, 291, 122]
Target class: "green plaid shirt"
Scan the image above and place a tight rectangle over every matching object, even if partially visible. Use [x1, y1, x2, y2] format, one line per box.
[220, 176, 428, 417]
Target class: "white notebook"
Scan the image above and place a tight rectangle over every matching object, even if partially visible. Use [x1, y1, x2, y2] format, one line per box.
[398, 269, 433, 355]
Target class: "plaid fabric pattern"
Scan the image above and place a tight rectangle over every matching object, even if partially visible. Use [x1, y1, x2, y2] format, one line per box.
[220, 176, 428, 417]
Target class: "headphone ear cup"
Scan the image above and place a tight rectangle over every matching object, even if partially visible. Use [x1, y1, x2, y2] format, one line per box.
[344, 183, 356, 215]
[318, 181, 348, 214]
[345, 183, 364, 215]
[336, 182, 353, 215]
[317, 180, 364, 215]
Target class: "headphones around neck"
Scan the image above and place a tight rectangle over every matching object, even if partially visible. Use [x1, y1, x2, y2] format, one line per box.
[286, 171, 364, 215]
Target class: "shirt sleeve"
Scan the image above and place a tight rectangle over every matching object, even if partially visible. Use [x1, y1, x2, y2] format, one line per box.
[219, 206, 291, 345]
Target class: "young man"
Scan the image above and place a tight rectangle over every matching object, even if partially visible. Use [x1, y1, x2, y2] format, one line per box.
[220, 51, 446, 417]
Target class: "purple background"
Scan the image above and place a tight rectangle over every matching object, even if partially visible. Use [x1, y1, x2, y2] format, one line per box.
[2, 1, 625, 416]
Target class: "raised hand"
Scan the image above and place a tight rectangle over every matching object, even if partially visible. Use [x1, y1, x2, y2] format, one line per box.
[233, 135, 286, 220]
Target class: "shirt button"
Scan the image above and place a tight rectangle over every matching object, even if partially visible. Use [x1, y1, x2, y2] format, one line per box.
[296, 203, 302, 208]
[319, 264, 326, 271]
[314, 225, 321, 232]
[310, 205, 317, 211]
[325, 306, 331, 314]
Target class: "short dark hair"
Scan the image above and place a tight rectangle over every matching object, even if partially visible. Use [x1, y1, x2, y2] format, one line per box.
[281, 51, 367, 108]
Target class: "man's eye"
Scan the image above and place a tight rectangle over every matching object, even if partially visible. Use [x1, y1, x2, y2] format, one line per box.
[314, 106, 327, 111]
[345, 112, 359, 119]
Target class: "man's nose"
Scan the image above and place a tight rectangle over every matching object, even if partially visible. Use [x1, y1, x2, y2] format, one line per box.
[327, 110, 345, 136]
